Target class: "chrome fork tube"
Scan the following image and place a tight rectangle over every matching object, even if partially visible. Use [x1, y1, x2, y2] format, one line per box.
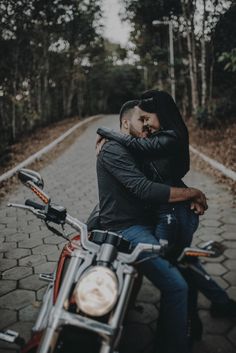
[37, 253, 81, 353]
[99, 266, 137, 353]
[32, 282, 53, 332]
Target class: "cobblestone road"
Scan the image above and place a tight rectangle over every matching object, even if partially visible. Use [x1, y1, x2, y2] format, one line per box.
[0, 115, 235, 353]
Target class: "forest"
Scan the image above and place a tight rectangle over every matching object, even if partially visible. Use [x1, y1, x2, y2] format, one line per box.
[0, 0, 235, 160]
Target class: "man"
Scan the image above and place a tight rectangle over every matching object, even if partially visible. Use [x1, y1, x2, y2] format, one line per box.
[96, 100, 208, 353]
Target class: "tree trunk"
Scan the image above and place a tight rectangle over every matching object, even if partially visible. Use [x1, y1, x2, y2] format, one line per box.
[208, 42, 215, 120]
[201, 0, 207, 108]
[181, 0, 199, 116]
[12, 80, 16, 141]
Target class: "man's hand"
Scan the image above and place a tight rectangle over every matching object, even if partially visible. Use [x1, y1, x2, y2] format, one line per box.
[96, 135, 107, 156]
[169, 187, 208, 214]
[190, 201, 205, 215]
[190, 188, 208, 211]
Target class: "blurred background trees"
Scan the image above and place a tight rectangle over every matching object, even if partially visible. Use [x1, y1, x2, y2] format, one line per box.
[122, 0, 235, 126]
[0, 0, 235, 159]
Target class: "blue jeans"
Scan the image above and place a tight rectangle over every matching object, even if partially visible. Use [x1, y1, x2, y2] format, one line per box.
[155, 201, 199, 250]
[154, 204, 178, 247]
[120, 225, 189, 353]
[173, 201, 199, 248]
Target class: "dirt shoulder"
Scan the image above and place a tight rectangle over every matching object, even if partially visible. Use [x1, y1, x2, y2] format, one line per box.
[187, 119, 236, 195]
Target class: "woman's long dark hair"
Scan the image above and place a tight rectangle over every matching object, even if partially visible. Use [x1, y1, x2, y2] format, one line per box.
[139, 89, 190, 179]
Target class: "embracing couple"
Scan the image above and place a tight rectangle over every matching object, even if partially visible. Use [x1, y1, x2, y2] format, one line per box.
[95, 90, 236, 353]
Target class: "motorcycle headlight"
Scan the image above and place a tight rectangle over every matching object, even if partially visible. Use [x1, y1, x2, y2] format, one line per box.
[74, 266, 118, 317]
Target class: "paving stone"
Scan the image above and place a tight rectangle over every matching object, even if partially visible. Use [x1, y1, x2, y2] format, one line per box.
[36, 286, 47, 301]
[201, 213, 222, 220]
[0, 258, 17, 272]
[201, 219, 222, 227]
[199, 234, 223, 243]
[221, 232, 236, 240]
[126, 303, 159, 324]
[226, 286, 236, 300]
[198, 293, 211, 309]
[19, 274, 47, 291]
[220, 224, 236, 234]
[0, 242, 17, 252]
[224, 260, 236, 271]
[199, 310, 232, 334]
[204, 263, 228, 276]
[2, 266, 32, 280]
[211, 276, 229, 290]
[19, 254, 46, 267]
[0, 309, 17, 330]
[18, 237, 42, 248]
[43, 235, 65, 245]
[137, 281, 160, 304]
[34, 262, 56, 274]
[221, 216, 236, 225]
[0, 290, 35, 310]
[199, 226, 223, 235]
[0, 280, 17, 296]
[194, 334, 236, 353]
[5, 233, 28, 242]
[5, 248, 31, 260]
[223, 272, 236, 286]
[32, 244, 58, 256]
[46, 251, 60, 262]
[225, 248, 236, 259]
[7, 322, 33, 342]
[19, 303, 40, 322]
[224, 241, 236, 249]
[0, 340, 19, 352]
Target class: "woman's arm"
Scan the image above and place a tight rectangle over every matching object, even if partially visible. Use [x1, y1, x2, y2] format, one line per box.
[97, 127, 178, 157]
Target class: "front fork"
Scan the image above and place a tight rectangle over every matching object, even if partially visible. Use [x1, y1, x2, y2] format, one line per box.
[99, 265, 137, 353]
[37, 253, 82, 353]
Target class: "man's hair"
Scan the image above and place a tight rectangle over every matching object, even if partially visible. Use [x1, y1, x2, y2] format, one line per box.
[119, 100, 139, 128]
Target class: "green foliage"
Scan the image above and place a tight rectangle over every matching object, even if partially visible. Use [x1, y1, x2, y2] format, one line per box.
[218, 48, 236, 72]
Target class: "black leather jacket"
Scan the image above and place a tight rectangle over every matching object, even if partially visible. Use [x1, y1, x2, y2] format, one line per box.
[97, 140, 170, 231]
[97, 127, 182, 185]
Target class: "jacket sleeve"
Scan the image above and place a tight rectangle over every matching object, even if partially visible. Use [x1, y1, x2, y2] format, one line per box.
[97, 127, 178, 157]
[100, 141, 170, 204]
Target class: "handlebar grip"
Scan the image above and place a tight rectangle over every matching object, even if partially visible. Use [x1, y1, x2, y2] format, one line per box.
[25, 199, 46, 210]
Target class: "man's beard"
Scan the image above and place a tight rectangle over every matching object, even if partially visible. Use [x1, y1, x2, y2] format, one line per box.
[129, 122, 152, 138]
[129, 123, 141, 137]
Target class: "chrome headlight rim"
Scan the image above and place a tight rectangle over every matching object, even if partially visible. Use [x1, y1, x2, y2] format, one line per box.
[74, 265, 118, 317]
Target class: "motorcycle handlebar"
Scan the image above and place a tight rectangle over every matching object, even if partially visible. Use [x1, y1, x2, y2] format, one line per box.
[25, 199, 46, 210]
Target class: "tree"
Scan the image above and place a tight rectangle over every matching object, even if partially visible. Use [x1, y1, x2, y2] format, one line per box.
[0, 0, 104, 157]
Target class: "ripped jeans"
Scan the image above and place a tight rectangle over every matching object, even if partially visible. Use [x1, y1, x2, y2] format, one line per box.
[155, 201, 199, 249]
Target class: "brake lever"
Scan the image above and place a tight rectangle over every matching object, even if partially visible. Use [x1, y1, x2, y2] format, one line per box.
[7, 203, 46, 220]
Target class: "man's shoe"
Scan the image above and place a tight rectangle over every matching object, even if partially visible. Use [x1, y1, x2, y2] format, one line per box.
[210, 299, 236, 318]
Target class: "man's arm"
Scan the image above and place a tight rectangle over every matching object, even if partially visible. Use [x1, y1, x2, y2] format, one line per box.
[100, 141, 207, 211]
[97, 127, 178, 157]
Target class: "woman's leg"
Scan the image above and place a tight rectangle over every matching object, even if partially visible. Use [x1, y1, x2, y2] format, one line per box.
[154, 209, 178, 247]
[173, 201, 199, 248]
[120, 225, 189, 353]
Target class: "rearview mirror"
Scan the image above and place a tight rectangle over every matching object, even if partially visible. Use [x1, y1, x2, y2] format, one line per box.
[200, 240, 225, 257]
[18, 169, 44, 189]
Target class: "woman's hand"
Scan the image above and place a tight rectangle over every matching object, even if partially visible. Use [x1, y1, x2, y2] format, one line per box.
[96, 134, 107, 156]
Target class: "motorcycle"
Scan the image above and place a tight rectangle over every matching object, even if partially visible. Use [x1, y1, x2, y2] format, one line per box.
[0, 168, 224, 353]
